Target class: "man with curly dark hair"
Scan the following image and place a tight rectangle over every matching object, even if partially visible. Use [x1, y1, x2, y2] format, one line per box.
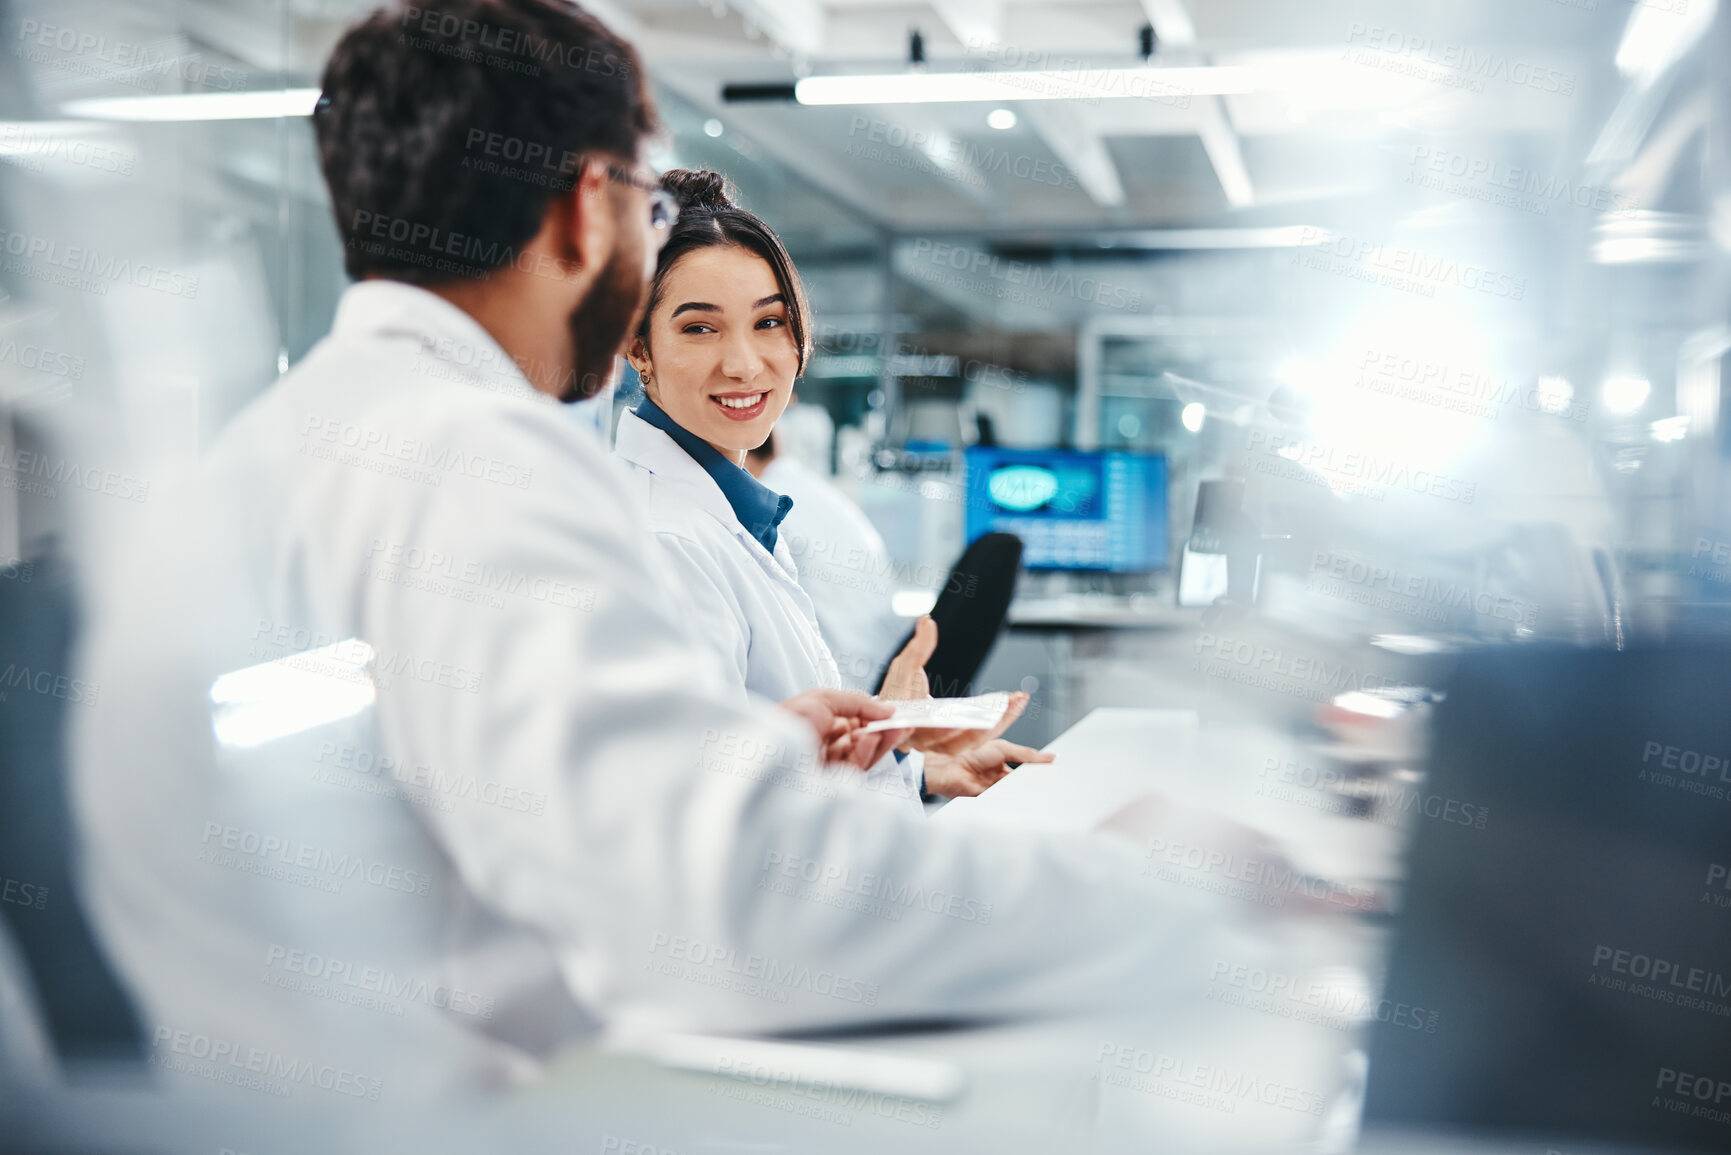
[313, 0, 661, 400]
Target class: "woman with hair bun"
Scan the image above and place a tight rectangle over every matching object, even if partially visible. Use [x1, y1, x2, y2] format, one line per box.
[615, 169, 1048, 805]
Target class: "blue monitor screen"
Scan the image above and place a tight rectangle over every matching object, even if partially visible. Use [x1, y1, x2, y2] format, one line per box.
[963, 447, 1169, 573]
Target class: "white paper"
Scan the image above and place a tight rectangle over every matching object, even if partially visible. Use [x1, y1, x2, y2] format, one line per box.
[619, 1033, 968, 1103]
[861, 692, 1010, 733]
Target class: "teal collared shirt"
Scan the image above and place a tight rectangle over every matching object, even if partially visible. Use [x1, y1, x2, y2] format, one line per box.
[634, 397, 794, 554]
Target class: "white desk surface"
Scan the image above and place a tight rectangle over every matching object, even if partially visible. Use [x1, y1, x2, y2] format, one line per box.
[537, 708, 1407, 1154]
[937, 707, 1407, 891]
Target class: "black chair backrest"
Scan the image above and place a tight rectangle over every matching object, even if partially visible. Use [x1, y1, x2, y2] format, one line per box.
[875, 532, 1022, 698]
[0, 554, 143, 1064]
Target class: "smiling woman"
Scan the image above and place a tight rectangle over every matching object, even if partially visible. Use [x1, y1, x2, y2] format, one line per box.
[625, 169, 811, 463]
[633, 246, 798, 449]
[613, 170, 938, 798]
[612, 170, 1041, 806]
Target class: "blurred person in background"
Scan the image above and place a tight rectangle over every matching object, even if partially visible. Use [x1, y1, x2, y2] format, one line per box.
[70, 0, 1268, 1096]
[744, 420, 905, 693]
[617, 171, 1049, 801]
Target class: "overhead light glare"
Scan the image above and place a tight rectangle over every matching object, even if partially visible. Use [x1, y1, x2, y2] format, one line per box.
[986, 107, 1017, 130]
[1615, 0, 1717, 85]
[1650, 415, 1690, 442]
[1278, 358, 1319, 394]
[1536, 376, 1574, 416]
[210, 640, 375, 749]
[1603, 375, 1651, 415]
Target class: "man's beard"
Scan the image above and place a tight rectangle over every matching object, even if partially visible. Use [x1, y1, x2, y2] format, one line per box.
[565, 248, 646, 402]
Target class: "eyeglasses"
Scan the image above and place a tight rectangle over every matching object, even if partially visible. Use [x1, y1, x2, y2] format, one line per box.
[603, 163, 680, 238]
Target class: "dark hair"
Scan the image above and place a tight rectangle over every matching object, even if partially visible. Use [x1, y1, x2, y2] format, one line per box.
[641, 169, 813, 374]
[314, 0, 656, 283]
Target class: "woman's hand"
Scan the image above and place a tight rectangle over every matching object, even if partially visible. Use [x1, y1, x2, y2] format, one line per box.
[921, 739, 1055, 798]
[876, 618, 1034, 757]
[878, 616, 937, 701]
[904, 690, 1031, 757]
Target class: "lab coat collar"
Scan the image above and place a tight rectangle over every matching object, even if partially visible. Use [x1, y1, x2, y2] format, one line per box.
[331, 279, 545, 406]
[631, 397, 793, 554]
[615, 408, 797, 570]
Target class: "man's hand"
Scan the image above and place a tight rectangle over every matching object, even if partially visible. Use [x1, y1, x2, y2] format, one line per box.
[1098, 793, 1342, 912]
[922, 739, 1054, 798]
[1098, 793, 1276, 860]
[780, 689, 911, 771]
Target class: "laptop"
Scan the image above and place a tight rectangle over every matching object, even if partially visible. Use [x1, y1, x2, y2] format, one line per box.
[1364, 644, 1731, 1151]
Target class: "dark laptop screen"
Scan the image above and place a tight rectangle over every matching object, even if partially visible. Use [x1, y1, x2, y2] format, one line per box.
[1364, 645, 1731, 1151]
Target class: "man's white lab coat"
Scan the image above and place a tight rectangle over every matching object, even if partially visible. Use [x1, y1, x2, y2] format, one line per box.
[71, 281, 1245, 1097]
[759, 454, 908, 694]
[612, 409, 921, 806]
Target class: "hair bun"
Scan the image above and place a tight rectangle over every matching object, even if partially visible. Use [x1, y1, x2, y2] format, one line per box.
[660, 168, 734, 211]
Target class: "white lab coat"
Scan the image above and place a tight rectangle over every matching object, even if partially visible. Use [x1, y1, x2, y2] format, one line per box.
[760, 455, 909, 693]
[613, 408, 922, 808]
[70, 281, 1250, 1097]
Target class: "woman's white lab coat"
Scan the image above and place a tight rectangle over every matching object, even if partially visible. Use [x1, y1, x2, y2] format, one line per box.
[613, 408, 923, 808]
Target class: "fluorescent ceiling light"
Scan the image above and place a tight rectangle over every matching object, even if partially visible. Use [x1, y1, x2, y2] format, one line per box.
[761, 52, 1464, 113]
[1371, 634, 1452, 656]
[0, 121, 129, 175]
[1111, 226, 1328, 249]
[795, 66, 1254, 105]
[60, 88, 321, 122]
[0, 120, 114, 149]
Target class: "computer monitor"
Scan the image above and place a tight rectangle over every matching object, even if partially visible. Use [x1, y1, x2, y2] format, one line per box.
[963, 447, 1168, 573]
